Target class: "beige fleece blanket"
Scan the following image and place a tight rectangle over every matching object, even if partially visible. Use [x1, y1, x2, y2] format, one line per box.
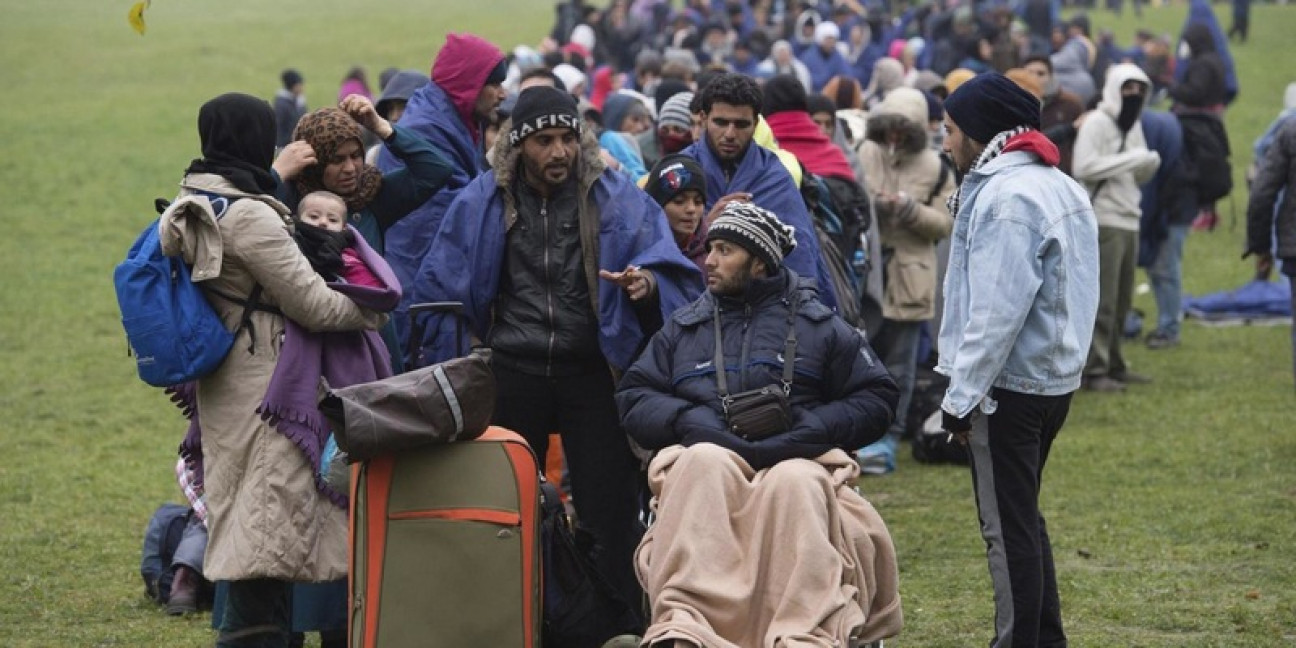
[635, 444, 903, 648]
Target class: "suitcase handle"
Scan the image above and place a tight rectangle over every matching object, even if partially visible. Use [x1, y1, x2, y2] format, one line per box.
[406, 302, 467, 369]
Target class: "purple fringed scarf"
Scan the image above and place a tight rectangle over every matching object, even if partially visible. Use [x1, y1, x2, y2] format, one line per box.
[172, 227, 401, 510]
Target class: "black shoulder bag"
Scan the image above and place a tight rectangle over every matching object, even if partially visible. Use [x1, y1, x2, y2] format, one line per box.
[713, 299, 797, 441]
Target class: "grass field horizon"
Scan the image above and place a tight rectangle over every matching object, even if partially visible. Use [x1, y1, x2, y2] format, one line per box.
[0, 1, 1293, 646]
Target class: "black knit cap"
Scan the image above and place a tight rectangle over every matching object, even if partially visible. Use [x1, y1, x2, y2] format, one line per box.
[707, 203, 797, 275]
[942, 72, 1040, 144]
[654, 79, 692, 114]
[645, 154, 706, 206]
[508, 86, 582, 147]
[484, 59, 508, 87]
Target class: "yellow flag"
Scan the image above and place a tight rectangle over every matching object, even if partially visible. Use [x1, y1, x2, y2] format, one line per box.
[128, 1, 150, 36]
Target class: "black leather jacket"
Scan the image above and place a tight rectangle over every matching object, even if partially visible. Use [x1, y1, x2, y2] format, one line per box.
[489, 178, 603, 375]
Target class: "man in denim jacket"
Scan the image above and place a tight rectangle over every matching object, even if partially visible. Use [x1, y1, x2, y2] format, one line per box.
[938, 73, 1100, 648]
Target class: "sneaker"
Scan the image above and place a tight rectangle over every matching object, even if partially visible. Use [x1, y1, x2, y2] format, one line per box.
[1191, 209, 1218, 232]
[856, 438, 896, 475]
[1082, 375, 1126, 392]
[1112, 370, 1153, 384]
[1144, 331, 1180, 350]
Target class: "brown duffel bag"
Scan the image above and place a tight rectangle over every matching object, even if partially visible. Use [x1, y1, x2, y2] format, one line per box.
[320, 352, 496, 462]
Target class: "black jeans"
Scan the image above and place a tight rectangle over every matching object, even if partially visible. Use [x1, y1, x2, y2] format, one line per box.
[967, 388, 1073, 648]
[217, 578, 292, 647]
[491, 363, 646, 631]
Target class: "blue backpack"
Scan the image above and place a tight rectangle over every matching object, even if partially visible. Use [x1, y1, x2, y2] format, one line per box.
[114, 193, 257, 387]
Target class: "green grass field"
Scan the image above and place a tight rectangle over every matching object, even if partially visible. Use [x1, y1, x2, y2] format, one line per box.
[0, 0, 1292, 646]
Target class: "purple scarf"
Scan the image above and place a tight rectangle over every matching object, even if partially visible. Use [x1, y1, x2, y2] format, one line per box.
[175, 227, 401, 508]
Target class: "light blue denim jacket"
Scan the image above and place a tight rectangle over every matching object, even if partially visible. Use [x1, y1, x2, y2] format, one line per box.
[936, 151, 1100, 418]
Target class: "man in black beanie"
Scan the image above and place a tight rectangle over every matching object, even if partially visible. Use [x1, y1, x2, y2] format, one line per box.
[412, 85, 704, 642]
[939, 72, 1101, 648]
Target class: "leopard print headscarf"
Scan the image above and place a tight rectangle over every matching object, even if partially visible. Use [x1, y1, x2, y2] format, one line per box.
[292, 108, 382, 212]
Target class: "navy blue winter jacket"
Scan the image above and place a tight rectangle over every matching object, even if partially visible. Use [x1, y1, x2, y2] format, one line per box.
[616, 268, 898, 471]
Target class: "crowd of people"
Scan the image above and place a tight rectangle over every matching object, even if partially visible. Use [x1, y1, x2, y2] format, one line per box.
[149, 0, 1296, 647]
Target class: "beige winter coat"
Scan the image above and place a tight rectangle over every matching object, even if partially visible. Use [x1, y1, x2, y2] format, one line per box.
[161, 173, 386, 582]
[857, 88, 955, 322]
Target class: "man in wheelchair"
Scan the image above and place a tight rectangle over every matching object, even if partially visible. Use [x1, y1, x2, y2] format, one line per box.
[616, 203, 904, 648]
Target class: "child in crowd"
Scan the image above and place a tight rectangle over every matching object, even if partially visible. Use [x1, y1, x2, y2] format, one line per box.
[644, 153, 709, 272]
[293, 190, 383, 288]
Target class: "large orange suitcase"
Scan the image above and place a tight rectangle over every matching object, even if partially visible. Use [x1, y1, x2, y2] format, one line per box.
[348, 426, 542, 647]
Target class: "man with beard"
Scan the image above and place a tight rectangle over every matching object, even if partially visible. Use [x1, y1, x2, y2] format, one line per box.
[411, 87, 702, 639]
[939, 72, 1099, 648]
[616, 203, 901, 648]
[1073, 64, 1161, 392]
[680, 72, 840, 310]
[377, 32, 508, 365]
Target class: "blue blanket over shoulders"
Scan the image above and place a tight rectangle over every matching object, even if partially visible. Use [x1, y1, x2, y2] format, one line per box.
[683, 140, 839, 310]
[411, 168, 703, 370]
[379, 81, 485, 343]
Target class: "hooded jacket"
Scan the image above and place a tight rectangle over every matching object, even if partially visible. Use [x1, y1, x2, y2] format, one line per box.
[378, 34, 504, 351]
[1072, 64, 1162, 230]
[410, 123, 702, 370]
[757, 41, 814, 92]
[1137, 110, 1197, 268]
[1246, 118, 1296, 262]
[857, 88, 954, 321]
[1252, 83, 1296, 163]
[616, 268, 898, 471]
[1050, 38, 1097, 106]
[1175, 0, 1239, 104]
[1171, 23, 1228, 109]
[375, 70, 429, 120]
[799, 43, 853, 92]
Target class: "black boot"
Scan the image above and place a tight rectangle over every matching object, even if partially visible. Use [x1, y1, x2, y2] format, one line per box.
[166, 565, 200, 616]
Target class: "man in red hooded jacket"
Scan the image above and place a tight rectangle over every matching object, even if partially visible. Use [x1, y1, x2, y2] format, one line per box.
[378, 32, 508, 365]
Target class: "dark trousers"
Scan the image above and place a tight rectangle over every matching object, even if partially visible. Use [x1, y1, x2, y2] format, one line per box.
[968, 389, 1074, 648]
[217, 578, 292, 647]
[874, 319, 922, 438]
[492, 363, 646, 630]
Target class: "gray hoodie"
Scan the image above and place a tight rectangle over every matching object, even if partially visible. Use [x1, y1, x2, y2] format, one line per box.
[1072, 63, 1161, 230]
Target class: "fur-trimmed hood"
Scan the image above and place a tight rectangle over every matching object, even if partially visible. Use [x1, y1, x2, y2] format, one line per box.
[866, 87, 929, 155]
[487, 118, 608, 221]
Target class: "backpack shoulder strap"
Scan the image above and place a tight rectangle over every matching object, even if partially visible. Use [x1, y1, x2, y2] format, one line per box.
[925, 158, 951, 206]
[182, 190, 279, 352]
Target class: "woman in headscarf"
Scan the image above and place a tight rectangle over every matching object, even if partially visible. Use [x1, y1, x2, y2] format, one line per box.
[167, 93, 388, 647]
[273, 94, 453, 373]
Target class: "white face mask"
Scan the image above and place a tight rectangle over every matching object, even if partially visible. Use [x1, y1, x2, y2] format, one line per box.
[1178, 41, 1191, 58]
